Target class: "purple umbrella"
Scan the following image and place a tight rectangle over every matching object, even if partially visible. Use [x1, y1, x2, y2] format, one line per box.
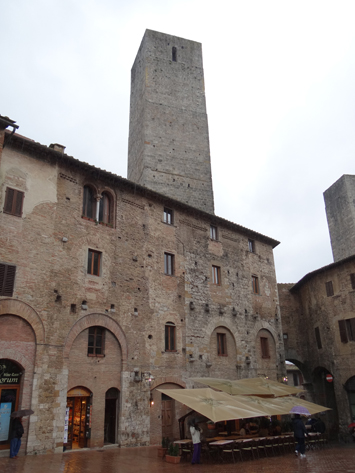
[289, 406, 311, 416]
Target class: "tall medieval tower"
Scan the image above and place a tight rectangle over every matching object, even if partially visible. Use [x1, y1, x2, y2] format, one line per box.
[127, 29, 215, 214]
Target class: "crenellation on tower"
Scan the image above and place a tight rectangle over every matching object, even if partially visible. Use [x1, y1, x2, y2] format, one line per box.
[128, 29, 215, 214]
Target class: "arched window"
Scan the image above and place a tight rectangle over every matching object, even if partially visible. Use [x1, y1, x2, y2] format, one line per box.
[99, 192, 112, 224]
[165, 322, 176, 352]
[82, 186, 96, 219]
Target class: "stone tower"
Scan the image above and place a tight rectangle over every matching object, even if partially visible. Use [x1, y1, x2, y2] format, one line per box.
[324, 174, 355, 262]
[127, 29, 215, 214]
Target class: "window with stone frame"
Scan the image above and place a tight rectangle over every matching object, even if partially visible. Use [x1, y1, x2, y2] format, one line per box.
[88, 327, 105, 356]
[82, 185, 96, 219]
[325, 281, 334, 297]
[3, 187, 24, 217]
[217, 333, 227, 356]
[315, 326, 322, 349]
[163, 207, 173, 225]
[339, 318, 355, 343]
[165, 322, 176, 351]
[212, 265, 221, 285]
[98, 192, 113, 225]
[0, 263, 16, 297]
[252, 275, 260, 294]
[248, 239, 255, 253]
[164, 253, 174, 275]
[87, 249, 102, 276]
[210, 225, 218, 240]
[260, 337, 270, 358]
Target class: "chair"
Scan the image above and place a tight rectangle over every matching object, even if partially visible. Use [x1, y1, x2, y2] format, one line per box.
[263, 437, 275, 456]
[257, 437, 268, 457]
[221, 444, 235, 463]
[180, 442, 192, 462]
[232, 441, 243, 462]
[241, 439, 257, 460]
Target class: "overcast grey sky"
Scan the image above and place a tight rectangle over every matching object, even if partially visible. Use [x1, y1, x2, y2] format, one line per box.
[2, 0, 355, 283]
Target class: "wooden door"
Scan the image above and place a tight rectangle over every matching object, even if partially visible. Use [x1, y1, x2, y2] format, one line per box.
[162, 399, 174, 439]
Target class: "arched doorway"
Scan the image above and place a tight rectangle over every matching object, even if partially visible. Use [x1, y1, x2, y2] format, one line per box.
[312, 367, 338, 437]
[0, 360, 22, 450]
[105, 388, 119, 444]
[345, 376, 355, 422]
[65, 386, 92, 450]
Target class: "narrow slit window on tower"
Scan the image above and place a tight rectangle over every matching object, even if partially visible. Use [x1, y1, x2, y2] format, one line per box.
[172, 46, 177, 62]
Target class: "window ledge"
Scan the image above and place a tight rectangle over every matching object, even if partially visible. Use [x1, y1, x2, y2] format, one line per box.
[87, 354, 105, 358]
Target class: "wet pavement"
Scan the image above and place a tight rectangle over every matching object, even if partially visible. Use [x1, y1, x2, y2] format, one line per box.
[0, 443, 354, 473]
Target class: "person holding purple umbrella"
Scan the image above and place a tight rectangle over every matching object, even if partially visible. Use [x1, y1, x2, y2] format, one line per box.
[9, 417, 24, 459]
[293, 414, 308, 458]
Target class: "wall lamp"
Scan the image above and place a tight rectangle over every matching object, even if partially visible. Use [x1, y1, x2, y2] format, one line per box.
[133, 368, 155, 384]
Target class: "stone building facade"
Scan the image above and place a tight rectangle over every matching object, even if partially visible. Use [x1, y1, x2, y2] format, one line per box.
[279, 176, 355, 439]
[0, 30, 284, 456]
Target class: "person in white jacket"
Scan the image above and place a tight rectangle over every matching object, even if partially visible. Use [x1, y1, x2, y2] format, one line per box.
[190, 420, 201, 465]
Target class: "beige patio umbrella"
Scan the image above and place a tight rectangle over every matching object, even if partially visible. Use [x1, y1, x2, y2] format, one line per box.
[191, 377, 274, 397]
[157, 388, 271, 423]
[232, 395, 331, 416]
[191, 377, 303, 397]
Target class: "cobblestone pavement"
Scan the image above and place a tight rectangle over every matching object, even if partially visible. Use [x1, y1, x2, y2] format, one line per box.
[0, 444, 354, 473]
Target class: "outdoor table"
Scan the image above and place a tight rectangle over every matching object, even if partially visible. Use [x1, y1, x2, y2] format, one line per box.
[174, 439, 192, 444]
[209, 439, 235, 462]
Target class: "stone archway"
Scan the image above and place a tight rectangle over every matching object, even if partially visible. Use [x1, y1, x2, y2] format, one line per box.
[63, 313, 128, 369]
[0, 299, 45, 344]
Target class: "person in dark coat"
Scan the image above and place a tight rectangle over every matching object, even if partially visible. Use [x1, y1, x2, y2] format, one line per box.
[293, 414, 308, 458]
[9, 417, 24, 459]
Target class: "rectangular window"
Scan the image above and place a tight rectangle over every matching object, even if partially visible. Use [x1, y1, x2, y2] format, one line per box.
[88, 327, 105, 355]
[293, 372, 299, 386]
[217, 333, 227, 356]
[248, 239, 255, 253]
[165, 324, 176, 351]
[210, 225, 217, 240]
[325, 281, 334, 297]
[3, 187, 24, 217]
[315, 327, 322, 349]
[351, 274, 355, 290]
[212, 265, 221, 285]
[0, 263, 16, 297]
[252, 275, 259, 294]
[260, 337, 270, 358]
[87, 249, 101, 276]
[339, 319, 348, 343]
[164, 253, 174, 275]
[163, 207, 173, 225]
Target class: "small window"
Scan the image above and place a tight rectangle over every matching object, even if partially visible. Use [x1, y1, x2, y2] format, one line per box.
[172, 46, 177, 62]
[210, 225, 217, 240]
[252, 275, 259, 294]
[315, 327, 322, 349]
[260, 337, 270, 358]
[248, 239, 255, 253]
[325, 281, 334, 297]
[164, 207, 173, 225]
[350, 274, 355, 290]
[165, 322, 176, 351]
[99, 192, 112, 225]
[0, 263, 16, 296]
[3, 187, 24, 217]
[164, 253, 174, 275]
[83, 186, 96, 219]
[87, 249, 101, 276]
[212, 265, 221, 285]
[88, 327, 105, 356]
[346, 319, 355, 341]
[217, 333, 227, 356]
[339, 319, 348, 343]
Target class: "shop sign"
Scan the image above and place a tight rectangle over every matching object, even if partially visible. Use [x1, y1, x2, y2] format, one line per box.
[326, 374, 333, 383]
[0, 360, 22, 385]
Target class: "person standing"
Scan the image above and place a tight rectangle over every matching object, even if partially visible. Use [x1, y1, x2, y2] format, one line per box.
[293, 414, 308, 458]
[190, 420, 201, 465]
[9, 417, 24, 459]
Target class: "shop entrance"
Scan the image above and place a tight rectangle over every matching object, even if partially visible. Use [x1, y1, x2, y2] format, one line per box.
[104, 388, 119, 444]
[0, 360, 22, 450]
[65, 387, 91, 450]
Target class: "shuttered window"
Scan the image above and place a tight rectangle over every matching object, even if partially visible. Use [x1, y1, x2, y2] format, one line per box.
[339, 318, 355, 343]
[260, 337, 270, 358]
[325, 281, 334, 297]
[217, 333, 227, 356]
[351, 273, 355, 290]
[165, 323, 176, 351]
[339, 320, 348, 343]
[164, 253, 174, 275]
[0, 264, 16, 296]
[3, 187, 24, 217]
[98, 192, 112, 224]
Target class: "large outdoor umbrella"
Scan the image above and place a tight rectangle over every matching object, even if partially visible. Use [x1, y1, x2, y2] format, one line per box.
[231, 395, 330, 416]
[191, 378, 274, 397]
[157, 388, 270, 423]
[191, 377, 303, 397]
